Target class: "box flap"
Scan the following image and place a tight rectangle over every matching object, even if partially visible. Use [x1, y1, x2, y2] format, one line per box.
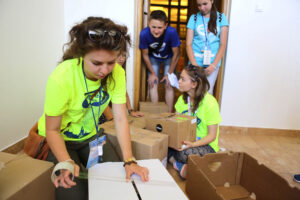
[216, 185, 250, 200]
[188, 153, 242, 186]
[240, 153, 300, 200]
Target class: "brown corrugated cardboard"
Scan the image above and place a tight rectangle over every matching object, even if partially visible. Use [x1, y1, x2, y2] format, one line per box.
[186, 152, 300, 200]
[139, 102, 169, 114]
[0, 152, 55, 200]
[101, 113, 148, 130]
[104, 126, 168, 161]
[145, 113, 197, 149]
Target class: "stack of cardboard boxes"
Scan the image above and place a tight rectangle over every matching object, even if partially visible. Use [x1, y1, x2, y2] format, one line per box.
[102, 102, 197, 164]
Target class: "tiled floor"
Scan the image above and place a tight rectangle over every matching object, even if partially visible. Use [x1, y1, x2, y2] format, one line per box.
[167, 129, 300, 195]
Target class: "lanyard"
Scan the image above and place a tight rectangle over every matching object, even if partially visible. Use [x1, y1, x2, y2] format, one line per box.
[82, 62, 102, 139]
[188, 96, 198, 116]
[202, 15, 209, 48]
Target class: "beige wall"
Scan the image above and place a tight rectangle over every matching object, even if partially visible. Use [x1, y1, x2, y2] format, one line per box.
[0, 0, 64, 149]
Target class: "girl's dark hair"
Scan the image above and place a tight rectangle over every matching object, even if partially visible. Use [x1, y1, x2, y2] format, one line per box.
[182, 65, 210, 113]
[208, 0, 218, 35]
[62, 16, 131, 91]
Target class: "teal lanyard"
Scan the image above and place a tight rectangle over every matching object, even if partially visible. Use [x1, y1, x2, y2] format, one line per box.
[82, 62, 102, 139]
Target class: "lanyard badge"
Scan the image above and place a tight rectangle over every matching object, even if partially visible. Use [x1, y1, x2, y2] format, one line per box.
[82, 62, 106, 169]
[202, 16, 212, 65]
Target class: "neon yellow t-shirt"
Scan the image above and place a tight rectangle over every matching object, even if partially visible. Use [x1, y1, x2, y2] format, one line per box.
[38, 58, 126, 141]
[175, 93, 222, 152]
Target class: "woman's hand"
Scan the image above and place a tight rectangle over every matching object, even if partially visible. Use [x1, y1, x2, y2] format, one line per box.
[125, 163, 149, 182]
[130, 111, 144, 118]
[205, 64, 216, 76]
[177, 141, 195, 151]
[54, 162, 80, 188]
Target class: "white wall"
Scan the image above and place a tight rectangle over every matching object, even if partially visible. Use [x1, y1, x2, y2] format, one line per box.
[0, 0, 64, 150]
[221, 0, 300, 130]
[64, 0, 136, 105]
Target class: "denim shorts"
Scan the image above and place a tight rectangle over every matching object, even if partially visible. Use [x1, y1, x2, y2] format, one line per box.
[148, 56, 172, 77]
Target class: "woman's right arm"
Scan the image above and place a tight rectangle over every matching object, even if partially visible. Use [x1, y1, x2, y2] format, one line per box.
[45, 114, 79, 188]
[186, 28, 199, 66]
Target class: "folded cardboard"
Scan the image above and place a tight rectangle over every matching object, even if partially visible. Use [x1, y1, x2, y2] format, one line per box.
[145, 113, 196, 149]
[0, 152, 55, 200]
[139, 102, 169, 114]
[186, 152, 300, 200]
[104, 126, 168, 162]
[88, 159, 188, 200]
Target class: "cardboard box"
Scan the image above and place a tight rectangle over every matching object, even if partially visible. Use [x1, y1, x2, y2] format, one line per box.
[104, 126, 168, 162]
[186, 152, 300, 200]
[0, 152, 55, 200]
[89, 159, 188, 200]
[101, 114, 148, 130]
[145, 113, 197, 149]
[139, 102, 169, 114]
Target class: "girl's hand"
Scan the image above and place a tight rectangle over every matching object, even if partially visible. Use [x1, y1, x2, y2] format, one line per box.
[125, 163, 149, 182]
[178, 141, 194, 151]
[130, 111, 144, 118]
[205, 64, 216, 76]
[54, 162, 80, 188]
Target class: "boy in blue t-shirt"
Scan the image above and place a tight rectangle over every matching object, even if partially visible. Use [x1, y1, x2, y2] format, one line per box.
[139, 10, 181, 112]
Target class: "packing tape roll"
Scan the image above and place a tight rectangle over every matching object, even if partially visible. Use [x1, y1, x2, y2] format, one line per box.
[51, 161, 74, 184]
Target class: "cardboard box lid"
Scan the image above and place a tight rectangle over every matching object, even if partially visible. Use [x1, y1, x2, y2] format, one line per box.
[105, 126, 168, 146]
[88, 159, 188, 200]
[0, 152, 54, 200]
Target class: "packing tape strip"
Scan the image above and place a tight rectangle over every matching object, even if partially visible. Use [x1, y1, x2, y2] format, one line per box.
[51, 161, 74, 184]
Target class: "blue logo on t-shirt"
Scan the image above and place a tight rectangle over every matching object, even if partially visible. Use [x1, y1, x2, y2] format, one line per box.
[63, 89, 110, 139]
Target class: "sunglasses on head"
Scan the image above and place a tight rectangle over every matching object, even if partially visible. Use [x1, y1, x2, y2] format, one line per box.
[88, 29, 122, 41]
[187, 64, 200, 81]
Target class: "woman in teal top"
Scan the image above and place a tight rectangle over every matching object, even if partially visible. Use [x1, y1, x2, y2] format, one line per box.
[186, 0, 229, 94]
[168, 64, 221, 179]
[39, 17, 149, 199]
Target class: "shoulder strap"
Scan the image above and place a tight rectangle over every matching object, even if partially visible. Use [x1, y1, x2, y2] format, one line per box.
[219, 12, 222, 22]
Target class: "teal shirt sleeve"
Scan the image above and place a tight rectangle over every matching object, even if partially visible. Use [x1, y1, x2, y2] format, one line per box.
[220, 13, 229, 27]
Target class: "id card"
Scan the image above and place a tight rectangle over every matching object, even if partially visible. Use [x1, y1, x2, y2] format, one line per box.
[86, 135, 106, 169]
[203, 49, 212, 65]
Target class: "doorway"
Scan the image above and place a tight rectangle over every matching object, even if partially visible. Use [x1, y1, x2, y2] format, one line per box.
[134, 0, 231, 109]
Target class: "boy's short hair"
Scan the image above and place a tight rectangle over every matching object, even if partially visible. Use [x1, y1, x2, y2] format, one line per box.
[149, 10, 167, 23]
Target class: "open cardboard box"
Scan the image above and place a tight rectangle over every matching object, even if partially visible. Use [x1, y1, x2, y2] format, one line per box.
[0, 152, 55, 200]
[186, 152, 300, 200]
[145, 113, 196, 149]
